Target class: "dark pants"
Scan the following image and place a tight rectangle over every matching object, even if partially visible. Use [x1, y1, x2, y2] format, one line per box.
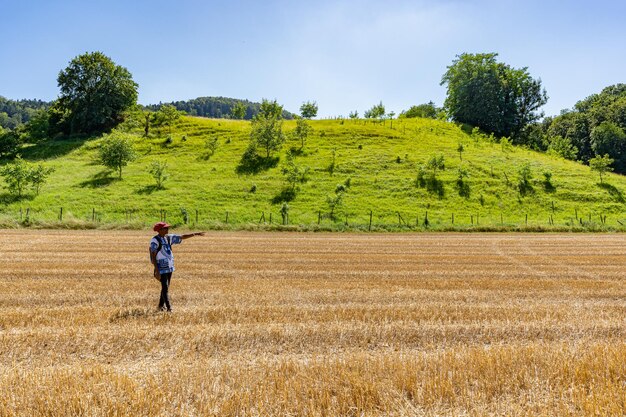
[159, 272, 173, 311]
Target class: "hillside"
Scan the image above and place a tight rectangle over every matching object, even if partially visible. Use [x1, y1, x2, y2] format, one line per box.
[2, 116, 626, 230]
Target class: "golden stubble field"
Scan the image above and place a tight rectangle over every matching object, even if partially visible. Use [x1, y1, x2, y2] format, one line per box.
[0, 231, 624, 416]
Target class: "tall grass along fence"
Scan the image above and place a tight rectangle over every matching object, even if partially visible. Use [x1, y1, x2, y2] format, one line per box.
[4, 206, 626, 232]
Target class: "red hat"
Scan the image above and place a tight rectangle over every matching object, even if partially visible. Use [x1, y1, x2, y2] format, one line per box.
[153, 222, 171, 231]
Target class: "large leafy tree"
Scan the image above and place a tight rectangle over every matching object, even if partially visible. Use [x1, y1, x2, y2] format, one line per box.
[441, 53, 547, 141]
[56, 52, 138, 135]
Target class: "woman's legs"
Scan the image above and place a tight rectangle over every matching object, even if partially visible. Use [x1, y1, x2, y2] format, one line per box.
[158, 272, 173, 311]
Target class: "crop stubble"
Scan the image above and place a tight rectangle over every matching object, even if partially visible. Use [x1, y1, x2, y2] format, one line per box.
[0, 231, 624, 416]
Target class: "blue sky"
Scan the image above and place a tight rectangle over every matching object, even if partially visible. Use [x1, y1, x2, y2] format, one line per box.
[1, 0, 624, 118]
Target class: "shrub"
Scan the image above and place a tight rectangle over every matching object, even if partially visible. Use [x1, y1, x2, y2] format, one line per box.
[517, 163, 534, 195]
[149, 161, 169, 189]
[204, 136, 219, 159]
[0, 155, 31, 197]
[29, 163, 55, 195]
[0, 156, 54, 197]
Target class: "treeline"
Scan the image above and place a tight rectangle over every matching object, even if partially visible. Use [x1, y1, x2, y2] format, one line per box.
[533, 84, 626, 173]
[0, 96, 50, 129]
[146, 97, 295, 120]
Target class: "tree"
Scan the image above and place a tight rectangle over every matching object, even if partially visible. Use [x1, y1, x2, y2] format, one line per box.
[547, 135, 578, 160]
[250, 99, 285, 158]
[326, 190, 344, 220]
[56, 52, 138, 135]
[387, 111, 396, 128]
[0, 129, 21, 158]
[400, 102, 438, 119]
[154, 104, 181, 134]
[23, 109, 50, 142]
[281, 151, 309, 194]
[441, 53, 547, 141]
[28, 163, 55, 195]
[365, 102, 385, 120]
[0, 156, 30, 197]
[426, 154, 445, 177]
[589, 154, 614, 183]
[546, 84, 626, 170]
[349, 110, 359, 120]
[231, 102, 247, 120]
[590, 121, 626, 173]
[300, 101, 318, 119]
[293, 118, 312, 149]
[457, 143, 465, 161]
[98, 133, 136, 179]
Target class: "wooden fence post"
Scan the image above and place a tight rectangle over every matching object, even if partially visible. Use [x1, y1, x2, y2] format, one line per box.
[225, 212, 229, 224]
[59, 207, 63, 222]
[369, 210, 373, 231]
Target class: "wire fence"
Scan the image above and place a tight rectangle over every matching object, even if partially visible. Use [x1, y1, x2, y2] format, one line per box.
[5, 206, 626, 231]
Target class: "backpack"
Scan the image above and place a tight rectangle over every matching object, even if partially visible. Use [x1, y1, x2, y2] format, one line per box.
[151, 235, 171, 255]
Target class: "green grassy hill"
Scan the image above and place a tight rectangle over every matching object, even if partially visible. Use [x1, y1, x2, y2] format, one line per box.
[2, 116, 626, 230]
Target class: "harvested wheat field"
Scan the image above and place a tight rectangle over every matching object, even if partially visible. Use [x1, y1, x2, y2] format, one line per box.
[0, 231, 624, 416]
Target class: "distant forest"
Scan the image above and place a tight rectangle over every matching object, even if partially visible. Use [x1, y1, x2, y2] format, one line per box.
[0, 96, 295, 131]
[0, 96, 50, 129]
[146, 97, 295, 120]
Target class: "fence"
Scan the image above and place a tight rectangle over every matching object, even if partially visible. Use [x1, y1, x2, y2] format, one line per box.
[8, 205, 626, 231]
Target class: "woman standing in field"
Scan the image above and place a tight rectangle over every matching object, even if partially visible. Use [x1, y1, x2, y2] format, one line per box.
[149, 222, 204, 312]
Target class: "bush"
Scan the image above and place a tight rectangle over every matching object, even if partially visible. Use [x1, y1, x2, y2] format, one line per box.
[543, 171, 555, 192]
[29, 163, 55, 195]
[0, 156, 30, 197]
[204, 136, 219, 159]
[0, 155, 54, 197]
[149, 161, 169, 189]
[456, 167, 470, 198]
[517, 163, 534, 195]
[0, 130, 22, 158]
